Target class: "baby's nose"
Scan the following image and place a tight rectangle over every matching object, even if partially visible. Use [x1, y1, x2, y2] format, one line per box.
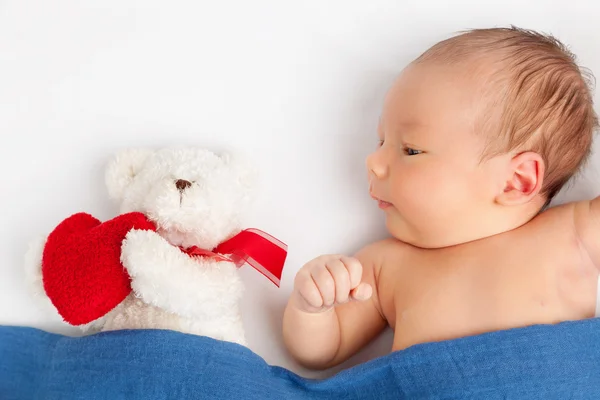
[366, 152, 388, 179]
[175, 179, 192, 191]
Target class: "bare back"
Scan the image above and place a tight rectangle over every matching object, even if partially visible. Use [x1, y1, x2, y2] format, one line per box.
[374, 202, 599, 351]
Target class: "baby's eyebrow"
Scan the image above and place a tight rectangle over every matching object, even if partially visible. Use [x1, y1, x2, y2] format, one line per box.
[395, 120, 426, 131]
[379, 116, 427, 138]
[379, 115, 424, 127]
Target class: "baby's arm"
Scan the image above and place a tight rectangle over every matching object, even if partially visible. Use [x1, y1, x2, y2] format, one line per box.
[282, 244, 387, 370]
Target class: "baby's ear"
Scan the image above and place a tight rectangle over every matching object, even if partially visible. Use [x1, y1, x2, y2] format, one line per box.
[496, 151, 545, 206]
[105, 148, 154, 201]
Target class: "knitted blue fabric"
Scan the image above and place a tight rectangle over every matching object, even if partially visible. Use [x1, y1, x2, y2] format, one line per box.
[1, 320, 599, 399]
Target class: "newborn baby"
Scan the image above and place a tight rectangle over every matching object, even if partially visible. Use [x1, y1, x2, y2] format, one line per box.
[283, 27, 600, 370]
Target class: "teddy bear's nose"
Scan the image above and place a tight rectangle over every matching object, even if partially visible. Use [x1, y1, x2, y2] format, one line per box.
[175, 179, 192, 191]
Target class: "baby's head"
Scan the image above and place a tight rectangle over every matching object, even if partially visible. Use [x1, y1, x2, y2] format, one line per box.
[367, 27, 598, 248]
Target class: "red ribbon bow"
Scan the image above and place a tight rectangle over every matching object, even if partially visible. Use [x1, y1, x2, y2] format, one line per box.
[179, 228, 288, 287]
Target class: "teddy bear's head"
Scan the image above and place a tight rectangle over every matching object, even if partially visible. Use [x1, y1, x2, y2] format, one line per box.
[104, 147, 257, 250]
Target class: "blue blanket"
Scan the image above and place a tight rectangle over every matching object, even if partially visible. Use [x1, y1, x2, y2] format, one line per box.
[1, 320, 600, 399]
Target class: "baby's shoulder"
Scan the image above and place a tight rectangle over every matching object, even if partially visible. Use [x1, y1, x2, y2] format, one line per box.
[528, 198, 600, 272]
[354, 238, 414, 273]
[571, 197, 600, 270]
[354, 239, 416, 315]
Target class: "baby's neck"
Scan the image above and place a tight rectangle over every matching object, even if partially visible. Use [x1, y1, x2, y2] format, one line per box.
[413, 203, 544, 249]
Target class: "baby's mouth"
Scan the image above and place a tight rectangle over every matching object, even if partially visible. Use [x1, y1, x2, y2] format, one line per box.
[377, 199, 393, 209]
[369, 191, 393, 209]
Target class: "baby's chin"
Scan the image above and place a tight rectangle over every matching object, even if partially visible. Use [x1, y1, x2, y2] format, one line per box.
[385, 219, 421, 247]
[389, 232, 451, 249]
[383, 208, 463, 248]
[385, 219, 454, 249]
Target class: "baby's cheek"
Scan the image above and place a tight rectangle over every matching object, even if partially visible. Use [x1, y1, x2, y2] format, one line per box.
[416, 163, 455, 192]
[392, 167, 444, 208]
[424, 165, 473, 207]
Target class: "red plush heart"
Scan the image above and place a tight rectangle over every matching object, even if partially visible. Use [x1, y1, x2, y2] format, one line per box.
[42, 212, 156, 325]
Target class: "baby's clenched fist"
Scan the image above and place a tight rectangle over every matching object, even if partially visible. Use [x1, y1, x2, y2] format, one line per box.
[291, 255, 372, 313]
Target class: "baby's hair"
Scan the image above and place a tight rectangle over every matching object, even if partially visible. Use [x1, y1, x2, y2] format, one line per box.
[416, 26, 599, 203]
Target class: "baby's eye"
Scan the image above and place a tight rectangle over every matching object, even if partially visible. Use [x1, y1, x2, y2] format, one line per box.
[404, 147, 422, 156]
[377, 139, 384, 147]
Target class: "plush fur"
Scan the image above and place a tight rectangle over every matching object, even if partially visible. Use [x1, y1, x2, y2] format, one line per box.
[25, 147, 257, 346]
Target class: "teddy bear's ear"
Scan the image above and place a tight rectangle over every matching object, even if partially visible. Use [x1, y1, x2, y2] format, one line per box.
[220, 150, 258, 192]
[105, 148, 154, 201]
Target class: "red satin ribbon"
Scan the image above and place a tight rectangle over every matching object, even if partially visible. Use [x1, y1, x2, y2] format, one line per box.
[179, 228, 287, 287]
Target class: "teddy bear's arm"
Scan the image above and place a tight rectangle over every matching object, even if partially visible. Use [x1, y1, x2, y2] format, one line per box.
[24, 236, 60, 315]
[121, 229, 243, 319]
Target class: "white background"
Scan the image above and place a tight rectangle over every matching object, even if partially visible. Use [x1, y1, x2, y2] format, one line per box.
[1, 0, 599, 378]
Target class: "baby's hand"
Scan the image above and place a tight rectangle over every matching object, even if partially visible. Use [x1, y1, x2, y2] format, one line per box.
[291, 255, 372, 314]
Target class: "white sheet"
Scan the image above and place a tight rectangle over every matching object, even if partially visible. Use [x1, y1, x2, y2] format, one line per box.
[1, 0, 598, 377]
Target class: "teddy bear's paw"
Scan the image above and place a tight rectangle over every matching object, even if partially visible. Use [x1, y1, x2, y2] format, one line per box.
[121, 228, 178, 276]
[24, 236, 45, 290]
[121, 228, 202, 312]
[24, 235, 61, 317]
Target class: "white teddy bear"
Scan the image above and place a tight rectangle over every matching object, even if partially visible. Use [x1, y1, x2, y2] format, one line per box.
[25, 147, 260, 346]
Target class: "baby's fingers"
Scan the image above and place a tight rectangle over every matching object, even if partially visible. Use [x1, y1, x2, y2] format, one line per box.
[340, 256, 363, 289]
[295, 270, 323, 309]
[310, 266, 336, 308]
[325, 259, 351, 304]
[350, 282, 372, 301]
